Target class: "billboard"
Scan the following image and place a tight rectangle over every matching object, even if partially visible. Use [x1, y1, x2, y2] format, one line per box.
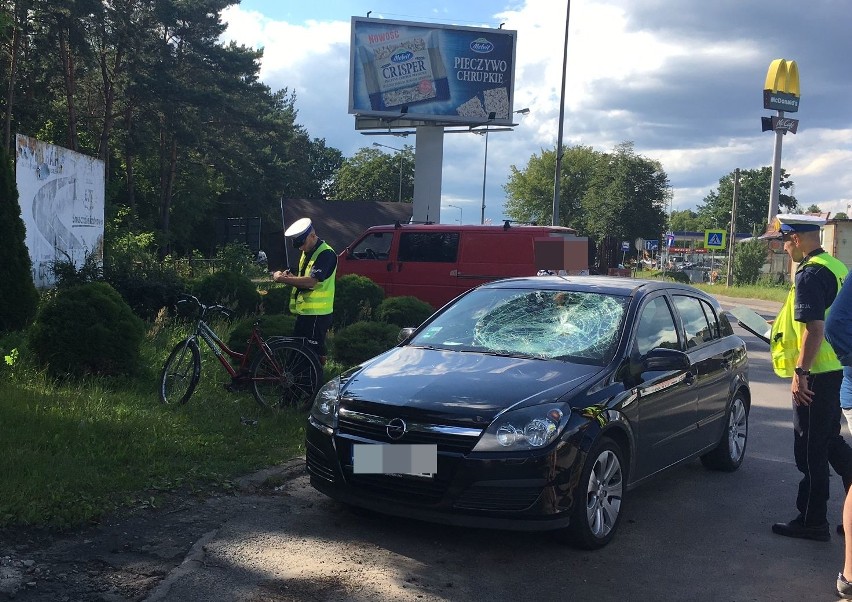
[15, 134, 105, 288]
[349, 17, 517, 126]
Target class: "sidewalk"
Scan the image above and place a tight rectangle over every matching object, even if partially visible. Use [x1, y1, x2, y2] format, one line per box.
[711, 292, 782, 317]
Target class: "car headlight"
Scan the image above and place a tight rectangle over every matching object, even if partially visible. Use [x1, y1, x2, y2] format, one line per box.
[473, 404, 571, 452]
[310, 376, 341, 429]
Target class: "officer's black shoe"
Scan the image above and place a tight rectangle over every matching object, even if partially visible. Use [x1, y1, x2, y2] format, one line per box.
[771, 517, 830, 542]
[837, 572, 852, 599]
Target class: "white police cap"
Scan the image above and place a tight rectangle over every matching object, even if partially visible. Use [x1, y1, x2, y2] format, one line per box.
[774, 213, 825, 233]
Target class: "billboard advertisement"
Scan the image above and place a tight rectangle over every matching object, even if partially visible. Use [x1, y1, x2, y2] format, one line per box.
[349, 17, 517, 126]
[15, 134, 105, 288]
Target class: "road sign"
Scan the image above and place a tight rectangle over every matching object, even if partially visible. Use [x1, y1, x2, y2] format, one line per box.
[705, 229, 726, 249]
[645, 240, 659, 251]
[666, 233, 675, 247]
[621, 241, 630, 251]
[634, 238, 644, 251]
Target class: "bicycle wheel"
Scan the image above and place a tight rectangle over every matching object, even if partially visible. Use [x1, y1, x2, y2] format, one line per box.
[159, 339, 201, 405]
[250, 339, 322, 409]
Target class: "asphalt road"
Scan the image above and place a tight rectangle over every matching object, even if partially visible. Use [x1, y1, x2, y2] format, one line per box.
[129, 292, 852, 602]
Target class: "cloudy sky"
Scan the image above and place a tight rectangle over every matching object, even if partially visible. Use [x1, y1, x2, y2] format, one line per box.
[221, 0, 852, 226]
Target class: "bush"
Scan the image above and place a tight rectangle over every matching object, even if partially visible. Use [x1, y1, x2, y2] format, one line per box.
[260, 285, 292, 315]
[104, 224, 188, 320]
[376, 296, 434, 328]
[734, 238, 769, 286]
[227, 314, 297, 351]
[333, 274, 385, 329]
[28, 282, 145, 377]
[330, 321, 400, 367]
[191, 271, 259, 316]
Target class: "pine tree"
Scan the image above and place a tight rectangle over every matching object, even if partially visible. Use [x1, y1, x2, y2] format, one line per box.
[0, 145, 40, 332]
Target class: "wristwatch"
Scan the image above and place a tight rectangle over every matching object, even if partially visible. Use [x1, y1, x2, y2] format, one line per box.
[794, 366, 811, 376]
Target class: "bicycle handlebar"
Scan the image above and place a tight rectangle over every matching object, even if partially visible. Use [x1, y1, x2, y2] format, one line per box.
[176, 294, 234, 319]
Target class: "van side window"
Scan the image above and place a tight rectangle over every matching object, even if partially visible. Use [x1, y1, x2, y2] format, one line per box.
[350, 232, 393, 260]
[399, 232, 459, 263]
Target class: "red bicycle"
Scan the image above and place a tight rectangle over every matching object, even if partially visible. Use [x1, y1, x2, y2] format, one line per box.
[158, 294, 322, 409]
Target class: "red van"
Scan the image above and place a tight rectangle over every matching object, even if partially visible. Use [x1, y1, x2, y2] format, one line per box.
[336, 222, 589, 308]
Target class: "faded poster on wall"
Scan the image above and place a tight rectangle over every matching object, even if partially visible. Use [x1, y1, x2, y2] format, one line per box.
[15, 134, 105, 288]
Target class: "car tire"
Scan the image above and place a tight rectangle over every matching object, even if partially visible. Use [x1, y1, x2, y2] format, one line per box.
[700, 392, 748, 472]
[564, 436, 625, 549]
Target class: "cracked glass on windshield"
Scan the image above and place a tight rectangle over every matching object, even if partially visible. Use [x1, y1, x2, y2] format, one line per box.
[411, 287, 627, 365]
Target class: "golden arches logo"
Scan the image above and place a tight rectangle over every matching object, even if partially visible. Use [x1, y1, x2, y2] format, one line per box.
[763, 58, 800, 112]
[764, 59, 800, 96]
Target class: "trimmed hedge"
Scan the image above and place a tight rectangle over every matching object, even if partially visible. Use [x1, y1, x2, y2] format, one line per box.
[226, 314, 297, 351]
[28, 282, 145, 377]
[376, 296, 434, 328]
[330, 321, 400, 367]
[191, 271, 259, 316]
[333, 274, 384, 329]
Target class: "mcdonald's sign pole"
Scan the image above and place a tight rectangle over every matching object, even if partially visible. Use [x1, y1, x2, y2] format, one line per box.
[762, 59, 800, 227]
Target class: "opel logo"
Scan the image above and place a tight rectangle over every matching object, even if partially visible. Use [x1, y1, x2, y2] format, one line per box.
[386, 418, 407, 441]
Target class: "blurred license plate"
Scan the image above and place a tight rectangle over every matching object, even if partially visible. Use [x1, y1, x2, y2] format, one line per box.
[352, 444, 437, 478]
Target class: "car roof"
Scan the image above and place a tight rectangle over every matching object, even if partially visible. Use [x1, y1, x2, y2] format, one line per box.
[477, 275, 718, 304]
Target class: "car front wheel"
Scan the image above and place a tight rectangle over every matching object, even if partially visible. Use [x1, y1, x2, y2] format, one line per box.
[564, 436, 625, 549]
[701, 393, 749, 472]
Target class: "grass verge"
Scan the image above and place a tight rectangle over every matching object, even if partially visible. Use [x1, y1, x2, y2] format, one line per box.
[0, 317, 318, 530]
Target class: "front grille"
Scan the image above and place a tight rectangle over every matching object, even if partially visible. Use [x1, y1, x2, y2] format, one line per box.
[453, 484, 543, 512]
[337, 408, 482, 455]
[346, 470, 447, 504]
[305, 442, 336, 483]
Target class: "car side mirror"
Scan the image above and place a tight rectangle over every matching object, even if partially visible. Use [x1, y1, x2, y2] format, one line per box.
[642, 347, 690, 372]
[397, 327, 416, 343]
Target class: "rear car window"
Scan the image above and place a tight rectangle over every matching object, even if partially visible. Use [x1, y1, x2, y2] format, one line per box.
[673, 295, 715, 348]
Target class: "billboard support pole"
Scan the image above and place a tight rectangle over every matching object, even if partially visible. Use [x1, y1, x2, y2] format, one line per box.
[768, 110, 784, 226]
[552, 0, 571, 226]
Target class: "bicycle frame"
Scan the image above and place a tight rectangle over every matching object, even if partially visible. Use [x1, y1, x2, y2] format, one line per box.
[191, 318, 271, 379]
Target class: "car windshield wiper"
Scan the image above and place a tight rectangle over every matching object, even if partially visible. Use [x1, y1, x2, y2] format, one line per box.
[476, 349, 547, 360]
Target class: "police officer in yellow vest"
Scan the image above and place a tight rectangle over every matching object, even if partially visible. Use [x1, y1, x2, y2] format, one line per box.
[272, 218, 337, 362]
[767, 214, 852, 542]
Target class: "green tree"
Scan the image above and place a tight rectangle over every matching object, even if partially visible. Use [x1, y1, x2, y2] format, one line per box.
[330, 145, 414, 202]
[697, 167, 798, 234]
[0, 145, 40, 332]
[733, 238, 768, 285]
[806, 204, 822, 213]
[580, 142, 669, 243]
[670, 209, 703, 232]
[835, 212, 848, 220]
[504, 145, 599, 230]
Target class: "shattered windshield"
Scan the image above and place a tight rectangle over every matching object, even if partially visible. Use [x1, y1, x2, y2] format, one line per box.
[410, 287, 627, 365]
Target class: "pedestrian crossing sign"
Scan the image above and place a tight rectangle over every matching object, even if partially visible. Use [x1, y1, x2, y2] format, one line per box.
[704, 229, 726, 250]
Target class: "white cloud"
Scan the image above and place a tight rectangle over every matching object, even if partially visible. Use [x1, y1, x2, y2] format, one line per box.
[221, 1, 852, 226]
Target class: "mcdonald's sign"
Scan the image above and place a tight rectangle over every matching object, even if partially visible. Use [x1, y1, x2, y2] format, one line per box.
[763, 59, 800, 112]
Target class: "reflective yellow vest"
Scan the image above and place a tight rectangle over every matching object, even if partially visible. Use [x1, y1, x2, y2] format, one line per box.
[770, 252, 846, 377]
[289, 241, 336, 316]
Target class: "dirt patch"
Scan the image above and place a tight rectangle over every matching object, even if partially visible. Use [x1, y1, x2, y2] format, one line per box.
[0, 459, 306, 601]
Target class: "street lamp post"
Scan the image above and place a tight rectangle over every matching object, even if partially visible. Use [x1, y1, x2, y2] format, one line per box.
[474, 107, 530, 225]
[447, 204, 462, 224]
[372, 142, 404, 203]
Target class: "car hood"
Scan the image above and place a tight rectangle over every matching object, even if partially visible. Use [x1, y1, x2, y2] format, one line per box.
[340, 346, 603, 425]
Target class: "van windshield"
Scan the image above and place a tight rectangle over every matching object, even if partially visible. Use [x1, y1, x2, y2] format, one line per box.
[349, 232, 393, 260]
[410, 286, 627, 365]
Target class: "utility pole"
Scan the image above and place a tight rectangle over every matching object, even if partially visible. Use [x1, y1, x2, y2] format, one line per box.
[726, 168, 740, 287]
